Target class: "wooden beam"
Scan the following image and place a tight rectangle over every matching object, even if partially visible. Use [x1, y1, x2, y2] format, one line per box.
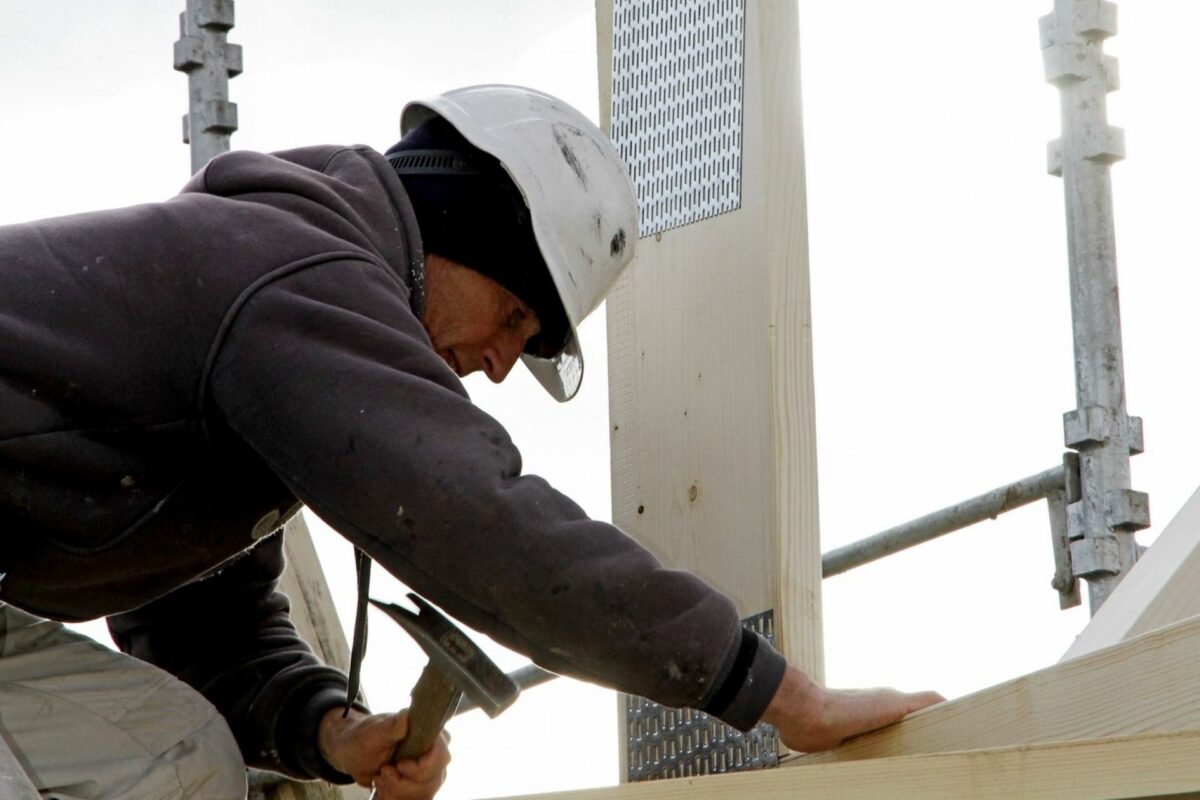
[279, 515, 354, 673]
[793, 613, 1200, 765]
[596, 0, 822, 677]
[484, 730, 1200, 800]
[258, 517, 367, 800]
[597, 0, 820, 776]
[257, 782, 359, 800]
[1063, 484, 1200, 661]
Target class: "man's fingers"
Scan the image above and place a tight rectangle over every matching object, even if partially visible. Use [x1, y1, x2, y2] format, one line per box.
[373, 764, 430, 800]
[321, 706, 452, 797]
[903, 690, 946, 714]
[374, 751, 449, 800]
[394, 734, 451, 781]
[390, 709, 411, 743]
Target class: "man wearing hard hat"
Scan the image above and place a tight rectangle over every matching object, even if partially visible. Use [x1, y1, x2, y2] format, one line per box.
[0, 86, 940, 799]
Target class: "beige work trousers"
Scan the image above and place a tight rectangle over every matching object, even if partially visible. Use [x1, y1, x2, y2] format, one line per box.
[0, 604, 248, 799]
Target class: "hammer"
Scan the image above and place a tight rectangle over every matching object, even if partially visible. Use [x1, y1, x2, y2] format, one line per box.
[369, 594, 519, 761]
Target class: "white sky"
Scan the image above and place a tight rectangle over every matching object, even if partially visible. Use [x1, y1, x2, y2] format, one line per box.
[4, 2, 1200, 798]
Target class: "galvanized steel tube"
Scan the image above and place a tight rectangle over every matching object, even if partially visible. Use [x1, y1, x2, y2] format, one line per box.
[822, 466, 1067, 578]
[1041, 0, 1146, 612]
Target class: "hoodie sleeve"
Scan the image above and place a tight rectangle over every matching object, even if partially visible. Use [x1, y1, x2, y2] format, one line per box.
[106, 533, 362, 783]
[205, 255, 785, 730]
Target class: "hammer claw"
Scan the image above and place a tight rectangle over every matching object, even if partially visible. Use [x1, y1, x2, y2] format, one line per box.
[369, 593, 519, 763]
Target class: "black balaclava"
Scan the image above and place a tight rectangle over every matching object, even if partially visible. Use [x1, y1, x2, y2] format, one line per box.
[385, 117, 569, 358]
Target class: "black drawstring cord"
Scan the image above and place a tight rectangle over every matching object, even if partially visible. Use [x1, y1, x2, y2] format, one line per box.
[344, 547, 372, 716]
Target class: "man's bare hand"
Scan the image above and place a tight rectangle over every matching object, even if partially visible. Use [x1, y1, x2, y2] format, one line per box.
[319, 707, 450, 799]
[760, 665, 944, 753]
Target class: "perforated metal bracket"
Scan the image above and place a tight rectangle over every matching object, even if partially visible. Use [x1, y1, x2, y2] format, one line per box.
[610, 0, 746, 236]
[625, 610, 777, 782]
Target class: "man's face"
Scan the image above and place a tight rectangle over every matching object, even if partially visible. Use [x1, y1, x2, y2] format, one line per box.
[420, 253, 542, 382]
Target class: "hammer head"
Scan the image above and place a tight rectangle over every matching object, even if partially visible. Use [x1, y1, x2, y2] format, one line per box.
[370, 594, 518, 718]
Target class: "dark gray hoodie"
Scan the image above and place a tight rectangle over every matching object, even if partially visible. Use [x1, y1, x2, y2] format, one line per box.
[0, 145, 785, 781]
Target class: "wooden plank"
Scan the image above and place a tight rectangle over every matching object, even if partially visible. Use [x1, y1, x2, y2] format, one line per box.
[761, 0, 824, 681]
[483, 730, 1200, 800]
[1063, 484, 1200, 661]
[280, 515, 354, 673]
[598, 0, 820, 776]
[257, 781, 358, 800]
[597, 0, 823, 676]
[792, 613, 1200, 765]
[261, 517, 367, 800]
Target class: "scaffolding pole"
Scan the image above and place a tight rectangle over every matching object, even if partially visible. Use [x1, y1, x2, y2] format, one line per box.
[1041, 0, 1148, 613]
[174, 0, 242, 174]
[822, 464, 1070, 579]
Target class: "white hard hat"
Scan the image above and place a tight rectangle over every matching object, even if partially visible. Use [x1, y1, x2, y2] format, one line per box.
[401, 85, 639, 402]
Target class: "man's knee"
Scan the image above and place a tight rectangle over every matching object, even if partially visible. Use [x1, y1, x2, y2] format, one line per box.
[165, 709, 248, 799]
[115, 669, 247, 799]
[0, 606, 248, 799]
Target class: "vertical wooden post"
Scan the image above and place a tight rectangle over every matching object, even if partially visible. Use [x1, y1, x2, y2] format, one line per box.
[598, 0, 822, 777]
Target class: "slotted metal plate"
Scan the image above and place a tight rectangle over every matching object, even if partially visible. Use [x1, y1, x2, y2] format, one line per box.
[610, 0, 746, 236]
[625, 610, 778, 782]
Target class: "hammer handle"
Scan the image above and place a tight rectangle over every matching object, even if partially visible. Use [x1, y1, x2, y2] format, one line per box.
[393, 663, 463, 761]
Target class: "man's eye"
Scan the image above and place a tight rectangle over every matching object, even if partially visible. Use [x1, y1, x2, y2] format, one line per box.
[507, 309, 526, 329]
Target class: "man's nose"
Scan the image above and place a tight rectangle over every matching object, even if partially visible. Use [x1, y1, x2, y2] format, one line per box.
[481, 332, 524, 383]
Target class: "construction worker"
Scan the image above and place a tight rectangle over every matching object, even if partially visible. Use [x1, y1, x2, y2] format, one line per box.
[0, 85, 940, 799]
